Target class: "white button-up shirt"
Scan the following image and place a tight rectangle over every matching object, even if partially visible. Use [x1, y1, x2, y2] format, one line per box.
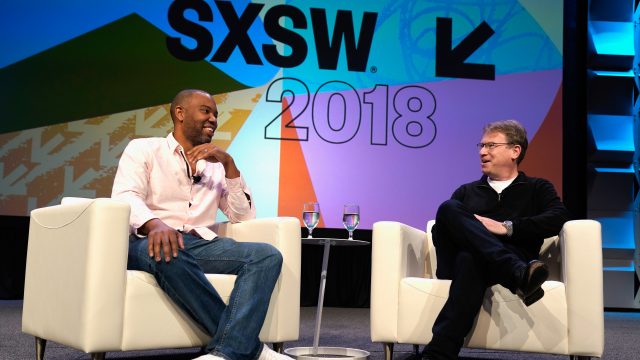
[111, 133, 255, 240]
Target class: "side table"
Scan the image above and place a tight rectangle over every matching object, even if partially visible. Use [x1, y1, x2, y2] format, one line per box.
[285, 238, 370, 360]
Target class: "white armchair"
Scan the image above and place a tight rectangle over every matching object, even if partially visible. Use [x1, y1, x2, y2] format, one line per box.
[22, 198, 301, 360]
[371, 219, 603, 360]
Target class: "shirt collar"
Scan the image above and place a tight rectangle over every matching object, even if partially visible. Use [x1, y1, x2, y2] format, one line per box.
[166, 132, 183, 153]
[480, 171, 526, 185]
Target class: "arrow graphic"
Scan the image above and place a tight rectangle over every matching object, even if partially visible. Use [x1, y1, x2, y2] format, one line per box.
[135, 107, 171, 137]
[100, 137, 129, 167]
[63, 166, 97, 198]
[0, 163, 28, 196]
[31, 132, 65, 163]
[436, 17, 495, 80]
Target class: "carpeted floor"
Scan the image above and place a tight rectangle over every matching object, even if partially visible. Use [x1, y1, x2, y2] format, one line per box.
[1, 301, 638, 360]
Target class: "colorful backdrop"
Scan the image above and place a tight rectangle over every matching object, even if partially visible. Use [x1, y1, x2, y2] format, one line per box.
[0, 0, 563, 229]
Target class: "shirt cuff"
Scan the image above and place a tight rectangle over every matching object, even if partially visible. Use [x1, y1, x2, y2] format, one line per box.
[132, 214, 157, 236]
[226, 176, 246, 192]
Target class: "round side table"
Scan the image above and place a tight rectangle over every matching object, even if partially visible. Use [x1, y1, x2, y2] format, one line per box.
[285, 238, 370, 360]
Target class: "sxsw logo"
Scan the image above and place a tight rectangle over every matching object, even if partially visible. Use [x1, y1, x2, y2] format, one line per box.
[166, 0, 378, 72]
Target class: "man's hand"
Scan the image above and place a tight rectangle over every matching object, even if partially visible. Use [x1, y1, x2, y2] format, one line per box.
[187, 144, 240, 178]
[474, 214, 508, 236]
[140, 219, 185, 262]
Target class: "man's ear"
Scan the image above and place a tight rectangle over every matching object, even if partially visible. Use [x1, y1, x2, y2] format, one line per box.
[175, 105, 185, 122]
[512, 145, 522, 161]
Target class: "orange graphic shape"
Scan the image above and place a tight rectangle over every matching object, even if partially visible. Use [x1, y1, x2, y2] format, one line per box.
[520, 85, 563, 198]
[277, 98, 323, 227]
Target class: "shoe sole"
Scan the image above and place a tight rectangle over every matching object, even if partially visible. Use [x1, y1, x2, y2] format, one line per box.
[522, 287, 544, 306]
[516, 262, 549, 303]
[527, 263, 549, 294]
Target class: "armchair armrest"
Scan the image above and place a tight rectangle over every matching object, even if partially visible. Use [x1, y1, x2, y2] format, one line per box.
[22, 198, 131, 351]
[561, 219, 604, 356]
[371, 221, 428, 342]
[213, 217, 301, 342]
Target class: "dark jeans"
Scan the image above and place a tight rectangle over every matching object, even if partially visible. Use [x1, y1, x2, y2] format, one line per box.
[128, 233, 283, 360]
[425, 200, 528, 359]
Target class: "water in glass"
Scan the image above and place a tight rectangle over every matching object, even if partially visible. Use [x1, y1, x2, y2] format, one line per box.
[342, 213, 360, 232]
[303, 211, 320, 229]
[343, 204, 360, 240]
[303, 202, 320, 238]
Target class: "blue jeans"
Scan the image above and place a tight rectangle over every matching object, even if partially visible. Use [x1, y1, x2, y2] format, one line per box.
[128, 233, 283, 360]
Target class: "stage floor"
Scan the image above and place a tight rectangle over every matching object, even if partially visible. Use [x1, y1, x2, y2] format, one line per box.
[2, 302, 638, 359]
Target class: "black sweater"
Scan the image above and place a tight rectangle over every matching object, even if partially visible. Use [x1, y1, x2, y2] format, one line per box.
[451, 171, 571, 260]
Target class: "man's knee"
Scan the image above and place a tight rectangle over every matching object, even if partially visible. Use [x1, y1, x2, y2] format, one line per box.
[436, 199, 465, 220]
[254, 243, 283, 269]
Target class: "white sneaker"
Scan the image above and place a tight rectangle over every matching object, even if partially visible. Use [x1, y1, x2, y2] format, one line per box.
[258, 344, 291, 360]
[193, 354, 225, 360]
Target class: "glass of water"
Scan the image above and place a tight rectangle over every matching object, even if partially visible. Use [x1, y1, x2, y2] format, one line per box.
[302, 202, 320, 238]
[342, 204, 360, 240]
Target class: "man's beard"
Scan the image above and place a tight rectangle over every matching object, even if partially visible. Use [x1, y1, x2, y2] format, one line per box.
[187, 128, 212, 145]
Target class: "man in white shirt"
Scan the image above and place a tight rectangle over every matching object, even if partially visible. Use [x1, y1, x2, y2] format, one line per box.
[112, 89, 289, 360]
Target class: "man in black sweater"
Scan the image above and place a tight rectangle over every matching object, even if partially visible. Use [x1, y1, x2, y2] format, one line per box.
[422, 120, 571, 360]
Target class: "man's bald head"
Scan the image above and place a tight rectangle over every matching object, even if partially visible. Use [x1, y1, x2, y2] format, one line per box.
[170, 89, 212, 122]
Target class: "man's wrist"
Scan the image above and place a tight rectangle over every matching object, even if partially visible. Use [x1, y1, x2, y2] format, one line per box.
[502, 220, 513, 237]
[140, 218, 162, 235]
[223, 159, 241, 178]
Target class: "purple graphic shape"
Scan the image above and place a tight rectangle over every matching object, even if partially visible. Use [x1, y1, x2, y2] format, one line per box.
[286, 70, 561, 230]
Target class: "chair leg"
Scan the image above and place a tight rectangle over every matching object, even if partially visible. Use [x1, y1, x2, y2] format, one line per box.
[91, 353, 105, 360]
[383, 343, 394, 360]
[272, 342, 284, 354]
[35, 337, 46, 360]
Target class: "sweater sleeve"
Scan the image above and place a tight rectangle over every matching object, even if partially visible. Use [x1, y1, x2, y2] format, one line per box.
[511, 178, 571, 242]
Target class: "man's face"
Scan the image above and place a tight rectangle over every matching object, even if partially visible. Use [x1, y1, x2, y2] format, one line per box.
[479, 131, 519, 178]
[178, 92, 218, 146]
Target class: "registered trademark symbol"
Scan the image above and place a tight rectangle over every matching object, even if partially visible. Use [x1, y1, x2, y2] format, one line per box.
[370, 66, 377, 73]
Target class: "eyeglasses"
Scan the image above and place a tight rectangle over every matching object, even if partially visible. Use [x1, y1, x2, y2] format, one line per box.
[476, 142, 514, 150]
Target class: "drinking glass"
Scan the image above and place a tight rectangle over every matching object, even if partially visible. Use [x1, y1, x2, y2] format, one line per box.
[302, 202, 320, 238]
[342, 204, 360, 240]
